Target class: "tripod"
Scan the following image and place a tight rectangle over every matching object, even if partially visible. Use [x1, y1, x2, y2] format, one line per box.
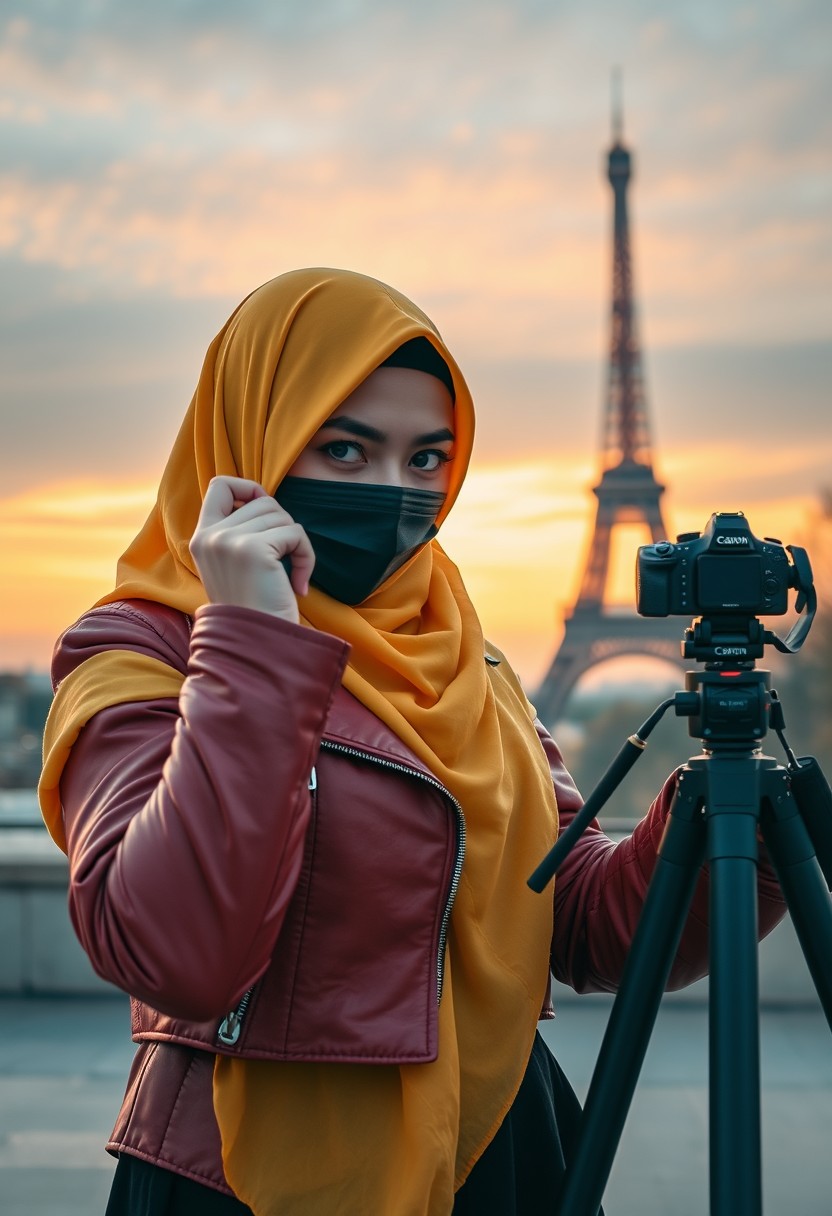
[529, 659, 832, 1215]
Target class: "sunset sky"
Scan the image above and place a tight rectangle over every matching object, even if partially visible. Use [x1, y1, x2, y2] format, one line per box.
[2, 1, 830, 689]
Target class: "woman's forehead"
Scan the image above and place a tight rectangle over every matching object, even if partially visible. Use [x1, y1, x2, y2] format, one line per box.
[323, 366, 455, 437]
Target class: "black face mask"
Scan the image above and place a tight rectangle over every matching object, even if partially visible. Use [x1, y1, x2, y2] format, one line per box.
[274, 477, 446, 605]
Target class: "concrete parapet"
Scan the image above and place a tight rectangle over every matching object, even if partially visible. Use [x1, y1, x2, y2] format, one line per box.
[0, 829, 114, 995]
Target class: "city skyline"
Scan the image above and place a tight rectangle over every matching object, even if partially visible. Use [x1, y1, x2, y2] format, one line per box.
[2, 1, 830, 686]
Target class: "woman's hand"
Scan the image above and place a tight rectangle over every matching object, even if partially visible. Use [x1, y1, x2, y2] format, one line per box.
[189, 476, 315, 623]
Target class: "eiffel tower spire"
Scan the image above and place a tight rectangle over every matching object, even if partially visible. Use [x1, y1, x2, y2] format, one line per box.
[602, 72, 653, 472]
[533, 87, 683, 727]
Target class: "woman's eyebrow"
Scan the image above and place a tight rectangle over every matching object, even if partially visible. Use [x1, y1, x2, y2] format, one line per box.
[319, 418, 455, 445]
[415, 427, 455, 444]
[319, 416, 385, 442]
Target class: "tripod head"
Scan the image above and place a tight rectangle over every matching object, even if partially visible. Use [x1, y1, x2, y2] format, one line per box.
[675, 617, 795, 752]
[674, 665, 772, 752]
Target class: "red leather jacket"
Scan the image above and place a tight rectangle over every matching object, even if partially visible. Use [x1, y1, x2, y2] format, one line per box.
[54, 599, 785, 1195]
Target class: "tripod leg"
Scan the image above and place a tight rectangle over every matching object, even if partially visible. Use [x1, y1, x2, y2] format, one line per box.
[702, 756, 765, 1216]
[557, 775, 706, 1216]
[761, 784, 832, 1030]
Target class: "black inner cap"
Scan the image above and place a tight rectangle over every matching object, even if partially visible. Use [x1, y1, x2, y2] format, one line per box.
[380, 337, 455, 402]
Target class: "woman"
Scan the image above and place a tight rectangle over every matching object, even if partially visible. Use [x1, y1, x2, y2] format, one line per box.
[39, 268, 785, 1215]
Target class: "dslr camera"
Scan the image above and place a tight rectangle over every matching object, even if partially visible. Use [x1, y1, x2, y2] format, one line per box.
[636, 511, 791, 619]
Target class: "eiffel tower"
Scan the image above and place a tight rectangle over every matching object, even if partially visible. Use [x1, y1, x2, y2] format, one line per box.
[534, 92, 684, 728]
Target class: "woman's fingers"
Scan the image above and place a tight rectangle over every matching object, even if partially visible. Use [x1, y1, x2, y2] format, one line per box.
[189, 476, 316, 619]
[280, 528, 316, 599]
[195, 476, 269, 528]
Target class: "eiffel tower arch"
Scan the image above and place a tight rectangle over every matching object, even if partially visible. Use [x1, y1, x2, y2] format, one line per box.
[534, 93, 686, 729]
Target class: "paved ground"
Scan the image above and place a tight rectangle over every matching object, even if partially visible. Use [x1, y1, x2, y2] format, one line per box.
[0, 995, 829, 1215]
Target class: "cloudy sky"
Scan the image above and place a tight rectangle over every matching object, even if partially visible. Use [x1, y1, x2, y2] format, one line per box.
[1, 0, 830, 687]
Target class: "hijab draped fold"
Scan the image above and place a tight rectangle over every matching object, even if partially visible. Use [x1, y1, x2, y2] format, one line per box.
[39, 268, 559, 1215]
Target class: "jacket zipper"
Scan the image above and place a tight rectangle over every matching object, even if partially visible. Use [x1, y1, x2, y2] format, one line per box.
[215, 745, 465, 1047]
[317, 738, 466, 1005]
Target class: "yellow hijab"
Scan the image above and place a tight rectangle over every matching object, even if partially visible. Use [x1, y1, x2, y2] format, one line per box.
[40, 269, 558, 1215]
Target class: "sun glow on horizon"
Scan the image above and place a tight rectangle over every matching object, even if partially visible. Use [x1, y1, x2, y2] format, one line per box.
[2, 449, 824, 686]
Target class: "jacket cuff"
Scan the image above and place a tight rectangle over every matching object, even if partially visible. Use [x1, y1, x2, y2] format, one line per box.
[191, 603, 349, 681]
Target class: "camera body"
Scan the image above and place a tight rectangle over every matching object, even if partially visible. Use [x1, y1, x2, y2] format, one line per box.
[637, 511, 791, 618]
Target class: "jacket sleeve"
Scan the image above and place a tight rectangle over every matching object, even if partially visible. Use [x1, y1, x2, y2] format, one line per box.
[57, 601, 348, 1021]
[538, 721, 787, 994]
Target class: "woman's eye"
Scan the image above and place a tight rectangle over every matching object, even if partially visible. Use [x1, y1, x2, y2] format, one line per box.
[322, 440, 365, 464]
[410, 449, 449, 472]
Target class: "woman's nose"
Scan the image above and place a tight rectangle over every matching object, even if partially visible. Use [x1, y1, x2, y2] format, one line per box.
[372, 457, 408, 487]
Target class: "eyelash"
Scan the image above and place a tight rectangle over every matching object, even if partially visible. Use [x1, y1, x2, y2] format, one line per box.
[411, 450, 453, 471]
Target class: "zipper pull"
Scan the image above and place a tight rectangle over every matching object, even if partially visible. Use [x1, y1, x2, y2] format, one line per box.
[217, 986, 254, 1046]
[217, 1009, 242, 1045]
[308, 767, 317, 791]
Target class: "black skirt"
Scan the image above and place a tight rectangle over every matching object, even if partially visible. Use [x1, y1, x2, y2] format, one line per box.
[105, 1032, 601, 1215]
